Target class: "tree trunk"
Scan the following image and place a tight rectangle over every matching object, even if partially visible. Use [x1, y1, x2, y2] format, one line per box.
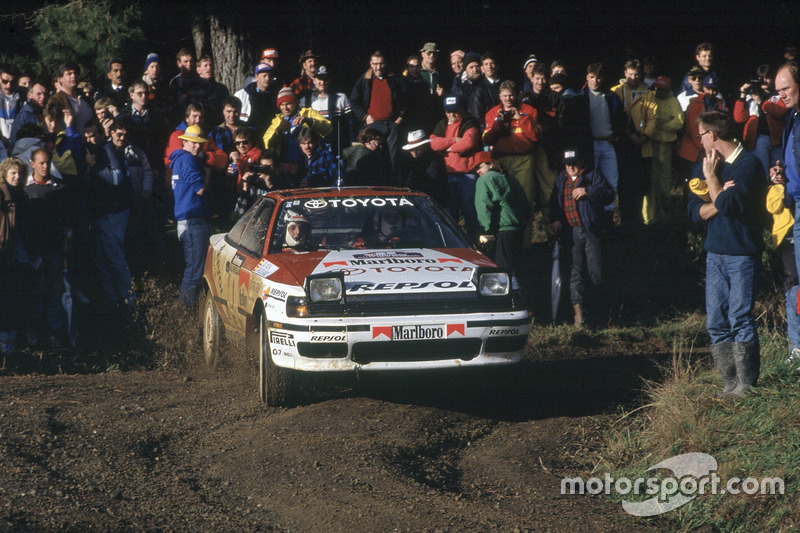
[208, 13, 253, 94]
[191, 13, 208, 58]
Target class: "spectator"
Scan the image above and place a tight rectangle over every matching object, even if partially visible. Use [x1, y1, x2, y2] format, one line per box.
[677, 73, 727, 183]
[645, 76, 684, 225]
[584, 63, 626, 213]
[419, 42, 444, 97]
[169, 125, 212, 306]
[89, 120, 138, 310]
[611, 59, 657, 226]
[55, 62, 93, 134]
[234, 150, 281, 219]
[297, 127, 338, 187]
[449, 50, 466, 93]
[264, 87, 332, 186]
[168, 47, 197, 111]
[342, 127, 390, 186]
[25, 148, 70, 346]
[473, 151, 531, 275]
[234, 62, 279, 140]
[308, 65, 354, 157]
[9, 80, 47, 151]
[42, 96, 84, 186]
[11, 123, 62, 184]
[677, 66, 705, 112]
[680, 42, 717, 94]
[430, 96, 482, 233]
[95, 58, 129, 108]
[0, 64, 22, 145]
[229, 125, 262, 187]
[549, 148, 613, 327]
[733, 77, 773, 175]
[483, 80, 540, 240]
[163, 102, 227, 174]
[292, 50, 320, 105]
[403, 54, 441, 135]
[0, 157, 30, 352]
[195, 55, 230, 126]
[142, 53, 169, 112]
[642, 56, 658, 88]
[210, 95, 245, 156]
[123, 79, 167, 176]
[350, 50, 407, 174]
[453, 53, 499, 131]
[481, 52, 501, 88]
[401, 129, 448, 206]
[688, 110, 766, 397]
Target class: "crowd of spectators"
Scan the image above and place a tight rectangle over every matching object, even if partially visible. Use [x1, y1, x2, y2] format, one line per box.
[0, 40, 798, 351]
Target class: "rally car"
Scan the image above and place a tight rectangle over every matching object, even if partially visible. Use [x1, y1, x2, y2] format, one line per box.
[201, 187, 530, 406]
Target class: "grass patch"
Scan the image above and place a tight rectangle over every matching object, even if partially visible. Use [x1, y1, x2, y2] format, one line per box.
[587, 323, 799, 531]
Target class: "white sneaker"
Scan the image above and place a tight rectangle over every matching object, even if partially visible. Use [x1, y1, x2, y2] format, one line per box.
[786, 347, 800, 369]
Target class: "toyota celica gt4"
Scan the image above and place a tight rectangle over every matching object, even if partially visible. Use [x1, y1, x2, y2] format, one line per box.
[201, 187, 530, 405]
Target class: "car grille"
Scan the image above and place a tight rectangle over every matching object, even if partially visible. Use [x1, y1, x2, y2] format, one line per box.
[351, 338, 482, 364]
[485, 335, 528, 353]
[297, 342, 348, 358]
[308, 294, 521, 317]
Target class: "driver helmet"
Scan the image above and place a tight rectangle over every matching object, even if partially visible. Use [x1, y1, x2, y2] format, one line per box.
[378, 207, 405, 238]
[284, 209, 310, 246]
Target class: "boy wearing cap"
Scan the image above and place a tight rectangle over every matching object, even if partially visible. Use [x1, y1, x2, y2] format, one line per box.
[473, 152, 531, 274]
[549, 149, 613, 326]
[169, 125, 212, 306]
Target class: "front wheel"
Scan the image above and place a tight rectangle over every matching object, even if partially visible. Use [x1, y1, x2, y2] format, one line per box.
[202, 292, 222, 369]
[259, 313, 291, 406]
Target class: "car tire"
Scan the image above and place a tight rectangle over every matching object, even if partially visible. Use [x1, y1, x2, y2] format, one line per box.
[202, 292, 222, 369]
[259, 312, 291, 406]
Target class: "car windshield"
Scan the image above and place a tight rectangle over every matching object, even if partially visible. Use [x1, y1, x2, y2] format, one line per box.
[270, 195, 471, 251]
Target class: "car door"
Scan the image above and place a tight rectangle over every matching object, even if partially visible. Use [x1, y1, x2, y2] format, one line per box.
[231, 199, 276, 330]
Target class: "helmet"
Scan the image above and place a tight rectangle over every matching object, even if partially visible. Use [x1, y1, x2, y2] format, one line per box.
[284, 209, 310, 247]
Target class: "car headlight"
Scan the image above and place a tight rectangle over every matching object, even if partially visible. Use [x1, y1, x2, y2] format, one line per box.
[286, 296, 309, 317]
[478, 272, 510, 296]
[308, 277, 343, 302]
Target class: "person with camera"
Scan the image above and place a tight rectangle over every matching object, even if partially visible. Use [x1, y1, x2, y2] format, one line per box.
[483, 80, 540, 243]
[734, 75, 776, 176]
[233, 149, 282, 220]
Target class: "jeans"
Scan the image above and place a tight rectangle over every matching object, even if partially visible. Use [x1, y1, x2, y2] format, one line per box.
[447, 173, 479, 243]
[593, 139, 619, 211]
[562, 225, 602, 304]
[705, 252, 758, 344]
[95, 209, 135, 306]
[177, 218, 210, 306]
[786, 285, 800, 351]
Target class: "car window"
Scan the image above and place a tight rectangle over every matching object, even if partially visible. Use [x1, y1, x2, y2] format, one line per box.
[238, 198, 276, 257]
[270, 195, 471, 252]
[225, 198, 261, 248]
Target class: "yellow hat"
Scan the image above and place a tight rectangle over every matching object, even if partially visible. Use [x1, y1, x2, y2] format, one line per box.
[767, 184, 794, 247]
[178, 125, 210, 144]
[688, 178, 710, 202]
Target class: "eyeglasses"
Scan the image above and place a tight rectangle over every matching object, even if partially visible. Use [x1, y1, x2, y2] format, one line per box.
[696, 130, 712, 140]
[0, 78, 12, 85]
[234, 140, 249, 146]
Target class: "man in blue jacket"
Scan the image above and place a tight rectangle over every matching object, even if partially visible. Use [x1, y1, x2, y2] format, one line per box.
[549, 148, 613, 327]
[169, 125, 211, 306]
[688, 110, 767, 397]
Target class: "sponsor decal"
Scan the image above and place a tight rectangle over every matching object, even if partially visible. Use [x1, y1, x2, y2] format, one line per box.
[254, 258, 279, 278]
[323, 261, 349, 267]
[310, 334, 347, 342]
[488, 328, 520, 336]
[326, 267, 366, 276]
[371, 324, 465, 340]
[350, 258, 436, 265]
[232, 253, 245, 267]
[304, 199, 328, 209]
[353, 251, 423, 259]
[437, 258, 463, 263]
[304, 197, 414, 209]
[238, 269, 250, 289]
[349, 280, 473, 292]
[261, 286, 288, 302]
[270, 331, 295, 346]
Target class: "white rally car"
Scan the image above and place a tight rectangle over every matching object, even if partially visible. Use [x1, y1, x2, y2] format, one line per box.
[201, 187, 530, 405]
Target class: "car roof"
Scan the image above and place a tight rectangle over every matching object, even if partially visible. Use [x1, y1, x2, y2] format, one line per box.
[264, 186, 428, 201]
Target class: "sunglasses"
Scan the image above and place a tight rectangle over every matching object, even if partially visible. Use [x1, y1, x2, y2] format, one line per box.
[235, 140, 249, 146]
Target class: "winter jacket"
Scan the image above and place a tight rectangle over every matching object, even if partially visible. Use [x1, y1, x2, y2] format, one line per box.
[91, 141, 136, 216]
[732, 99, 759, 150]
[163, 121, 228, 172]
[234, 82, 279, 138]
[349, 69, 407, 126]
[611, 81, 658, 158]
[550, 168, 613, 233]
[475, 169, 531, 233]
[453, 76, 498, 130]
[483, 103, 540, 154]
[763, 96, 789, 148]
[263, 109, 332, 160]
[677, 94, 726, 162]
[8, 101, 42, 151]
[169, 149, 209, 221]
[430, 114, 482, 173]
[652, 96, 684, 144]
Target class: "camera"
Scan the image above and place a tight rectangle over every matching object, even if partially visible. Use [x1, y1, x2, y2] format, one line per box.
[249, 164, 274, 176]
[743, 78, 763, 95]
[494, 110, 513, 135]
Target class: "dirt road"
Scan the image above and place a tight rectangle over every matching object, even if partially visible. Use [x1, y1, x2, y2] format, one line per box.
[1, 350, 663, 532]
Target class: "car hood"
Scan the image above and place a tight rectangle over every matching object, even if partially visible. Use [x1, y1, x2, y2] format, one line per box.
[266, 248, 497, 295]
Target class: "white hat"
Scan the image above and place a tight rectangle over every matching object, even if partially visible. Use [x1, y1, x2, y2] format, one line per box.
[402, 129, 431, 151]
